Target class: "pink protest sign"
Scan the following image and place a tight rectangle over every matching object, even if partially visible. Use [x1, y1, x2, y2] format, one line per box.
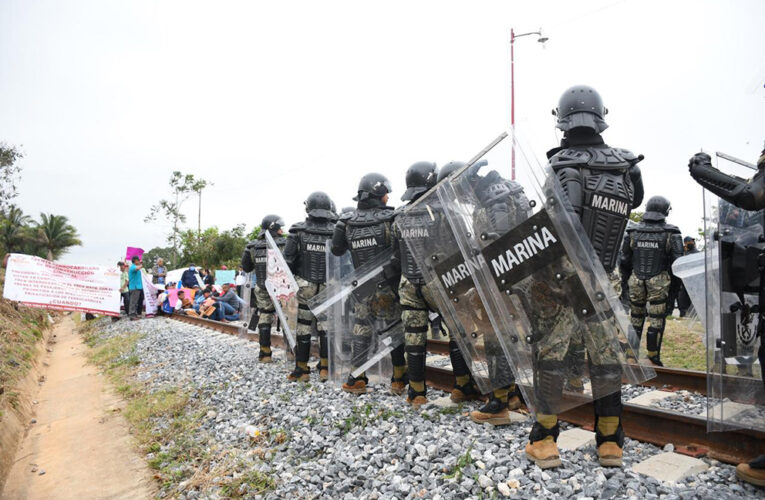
[126, 247, 144, 261]
[167, 288, 179, 308]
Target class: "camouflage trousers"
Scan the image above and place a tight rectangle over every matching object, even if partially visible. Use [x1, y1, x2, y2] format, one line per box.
[255, 284, 275, 328]
[538, 270, 624, 364]
[352, 287, 399, 338]
[399, 277, 448, 347]
[296, 277, 326, 336]
[628, 271, 670, 336]
[533, 269, 626, 414]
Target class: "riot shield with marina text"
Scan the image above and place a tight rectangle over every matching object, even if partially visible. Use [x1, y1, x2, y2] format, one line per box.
[309, 248, 403, 388]
[265, 232, 298, 350]
[395, 186, 519, 394]
[703, 186, 765, 432]
[428, 130, 654, 415]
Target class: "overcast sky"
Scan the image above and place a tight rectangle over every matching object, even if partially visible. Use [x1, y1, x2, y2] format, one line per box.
[1, 0, 763, 266]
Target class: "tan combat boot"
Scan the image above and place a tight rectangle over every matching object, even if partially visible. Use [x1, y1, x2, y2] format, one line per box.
[525, 437, 562, 469]
[597, 442, 623, 467]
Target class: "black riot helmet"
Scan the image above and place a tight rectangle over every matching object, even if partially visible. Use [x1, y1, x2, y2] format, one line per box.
[353, 172, 392, 201]
[304, 191, 335, 219]
[553, 85, 609, 133]
[437, 161, 466, 183]
[401, 161, 438, 201]
[642, 196, 671, 222]
[261, 214, 285, 233]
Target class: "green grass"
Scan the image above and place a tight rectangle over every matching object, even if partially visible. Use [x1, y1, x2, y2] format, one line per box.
[444, 440, 475, 480]
[334, 403, 404, 434]
[82, 324, 276, 497]
[658, 317, 707, 370]
[0, 277, 52, 421]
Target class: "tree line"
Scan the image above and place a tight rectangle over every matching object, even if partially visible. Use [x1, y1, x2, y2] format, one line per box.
[141, 171, 260, 271]
[0, 143, 82, 261]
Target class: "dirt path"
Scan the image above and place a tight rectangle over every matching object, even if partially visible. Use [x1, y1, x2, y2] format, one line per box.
[2, 316, 154, 500]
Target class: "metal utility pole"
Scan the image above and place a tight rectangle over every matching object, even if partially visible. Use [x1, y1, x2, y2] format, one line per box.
[510, 28, 548, 179]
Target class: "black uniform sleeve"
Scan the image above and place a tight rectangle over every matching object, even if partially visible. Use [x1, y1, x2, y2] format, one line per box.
[283, 233, 300, 274]
[629, 165, 644, 209]
[668, 233, 684, 269]
[389, 221, 402, 276]
[330, 221, 349, 256]
[689, 153, 765, 211]
[619, 231, 633, 279]
[241, 246, 255, 273]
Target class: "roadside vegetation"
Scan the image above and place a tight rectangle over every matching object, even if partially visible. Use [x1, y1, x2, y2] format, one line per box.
[80, 321, 276, 498]
[0, 269, 51, 421]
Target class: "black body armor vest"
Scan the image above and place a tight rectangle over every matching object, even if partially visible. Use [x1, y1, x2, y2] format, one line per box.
[628, 221, 681, 280]
[342, 207, 395, 268]
[550, 145, 639, 272]
[295, 218, 335, 284]
[397, 204, 439, 283]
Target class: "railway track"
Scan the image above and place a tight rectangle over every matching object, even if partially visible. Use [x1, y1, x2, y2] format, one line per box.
[168, 313, 764, 464]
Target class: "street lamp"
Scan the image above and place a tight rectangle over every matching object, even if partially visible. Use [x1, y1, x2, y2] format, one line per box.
[511, 28, 547, 179]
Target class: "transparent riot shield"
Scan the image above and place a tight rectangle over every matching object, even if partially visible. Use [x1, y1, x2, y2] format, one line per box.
[239, 272, 255, 336]
[396, 182, 518, 394]
[424, 129, 654, 416]
[309, 248, 403, 388]
[265, 232, 298, 350]
[704, 189, 765, 432]
[671, 252, 705, 335]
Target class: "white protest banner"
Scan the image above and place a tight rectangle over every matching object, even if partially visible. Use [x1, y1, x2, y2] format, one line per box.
[3, 253, 121, 316]
[142, 273, 159, 317]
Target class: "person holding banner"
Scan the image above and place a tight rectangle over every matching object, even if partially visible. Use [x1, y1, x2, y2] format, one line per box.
[119, 261, 130, 317]
[128, 256, 144, 320]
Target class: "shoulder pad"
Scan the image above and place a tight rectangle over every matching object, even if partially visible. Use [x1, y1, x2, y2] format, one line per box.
[665, 224, 682, 234]
[585, 146, 632, 169]
[636, 222, 666, 233]
[614, 148, 638, 162]
[289, 221, 307, 234]
[549, 148, 593, 169]
[305, 219, 336, 235]
[245, 239, 259, 249]
[339, 211, 353, 222]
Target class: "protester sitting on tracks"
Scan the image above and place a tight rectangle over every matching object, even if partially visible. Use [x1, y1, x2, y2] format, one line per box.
[193, 287, 213, 313]
[128, 256, 143, 320]
[211, 283, 241, 322]
[174, 290, 194, 314]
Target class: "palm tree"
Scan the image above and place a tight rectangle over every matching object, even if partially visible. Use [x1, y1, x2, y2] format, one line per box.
[35, 213, 82, 260]
[0, 205, 33, 254]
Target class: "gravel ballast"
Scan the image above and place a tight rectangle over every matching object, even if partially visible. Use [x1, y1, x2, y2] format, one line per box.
[94, 317, 761, 499]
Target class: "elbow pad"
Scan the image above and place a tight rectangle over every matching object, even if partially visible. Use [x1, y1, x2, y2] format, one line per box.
[629, 165, 644, 208]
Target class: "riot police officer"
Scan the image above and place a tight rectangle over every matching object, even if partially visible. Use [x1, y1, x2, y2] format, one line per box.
[331, 173, 408, 394]
[689, 146, 765, 487]
[526, 85, 644, 469]
[460, 163, 531, 425]
[392, 161, 483, 407]
[241, 214, 286, 362]
[283, 192, 337, 382]
[621, 196, 683, 366]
